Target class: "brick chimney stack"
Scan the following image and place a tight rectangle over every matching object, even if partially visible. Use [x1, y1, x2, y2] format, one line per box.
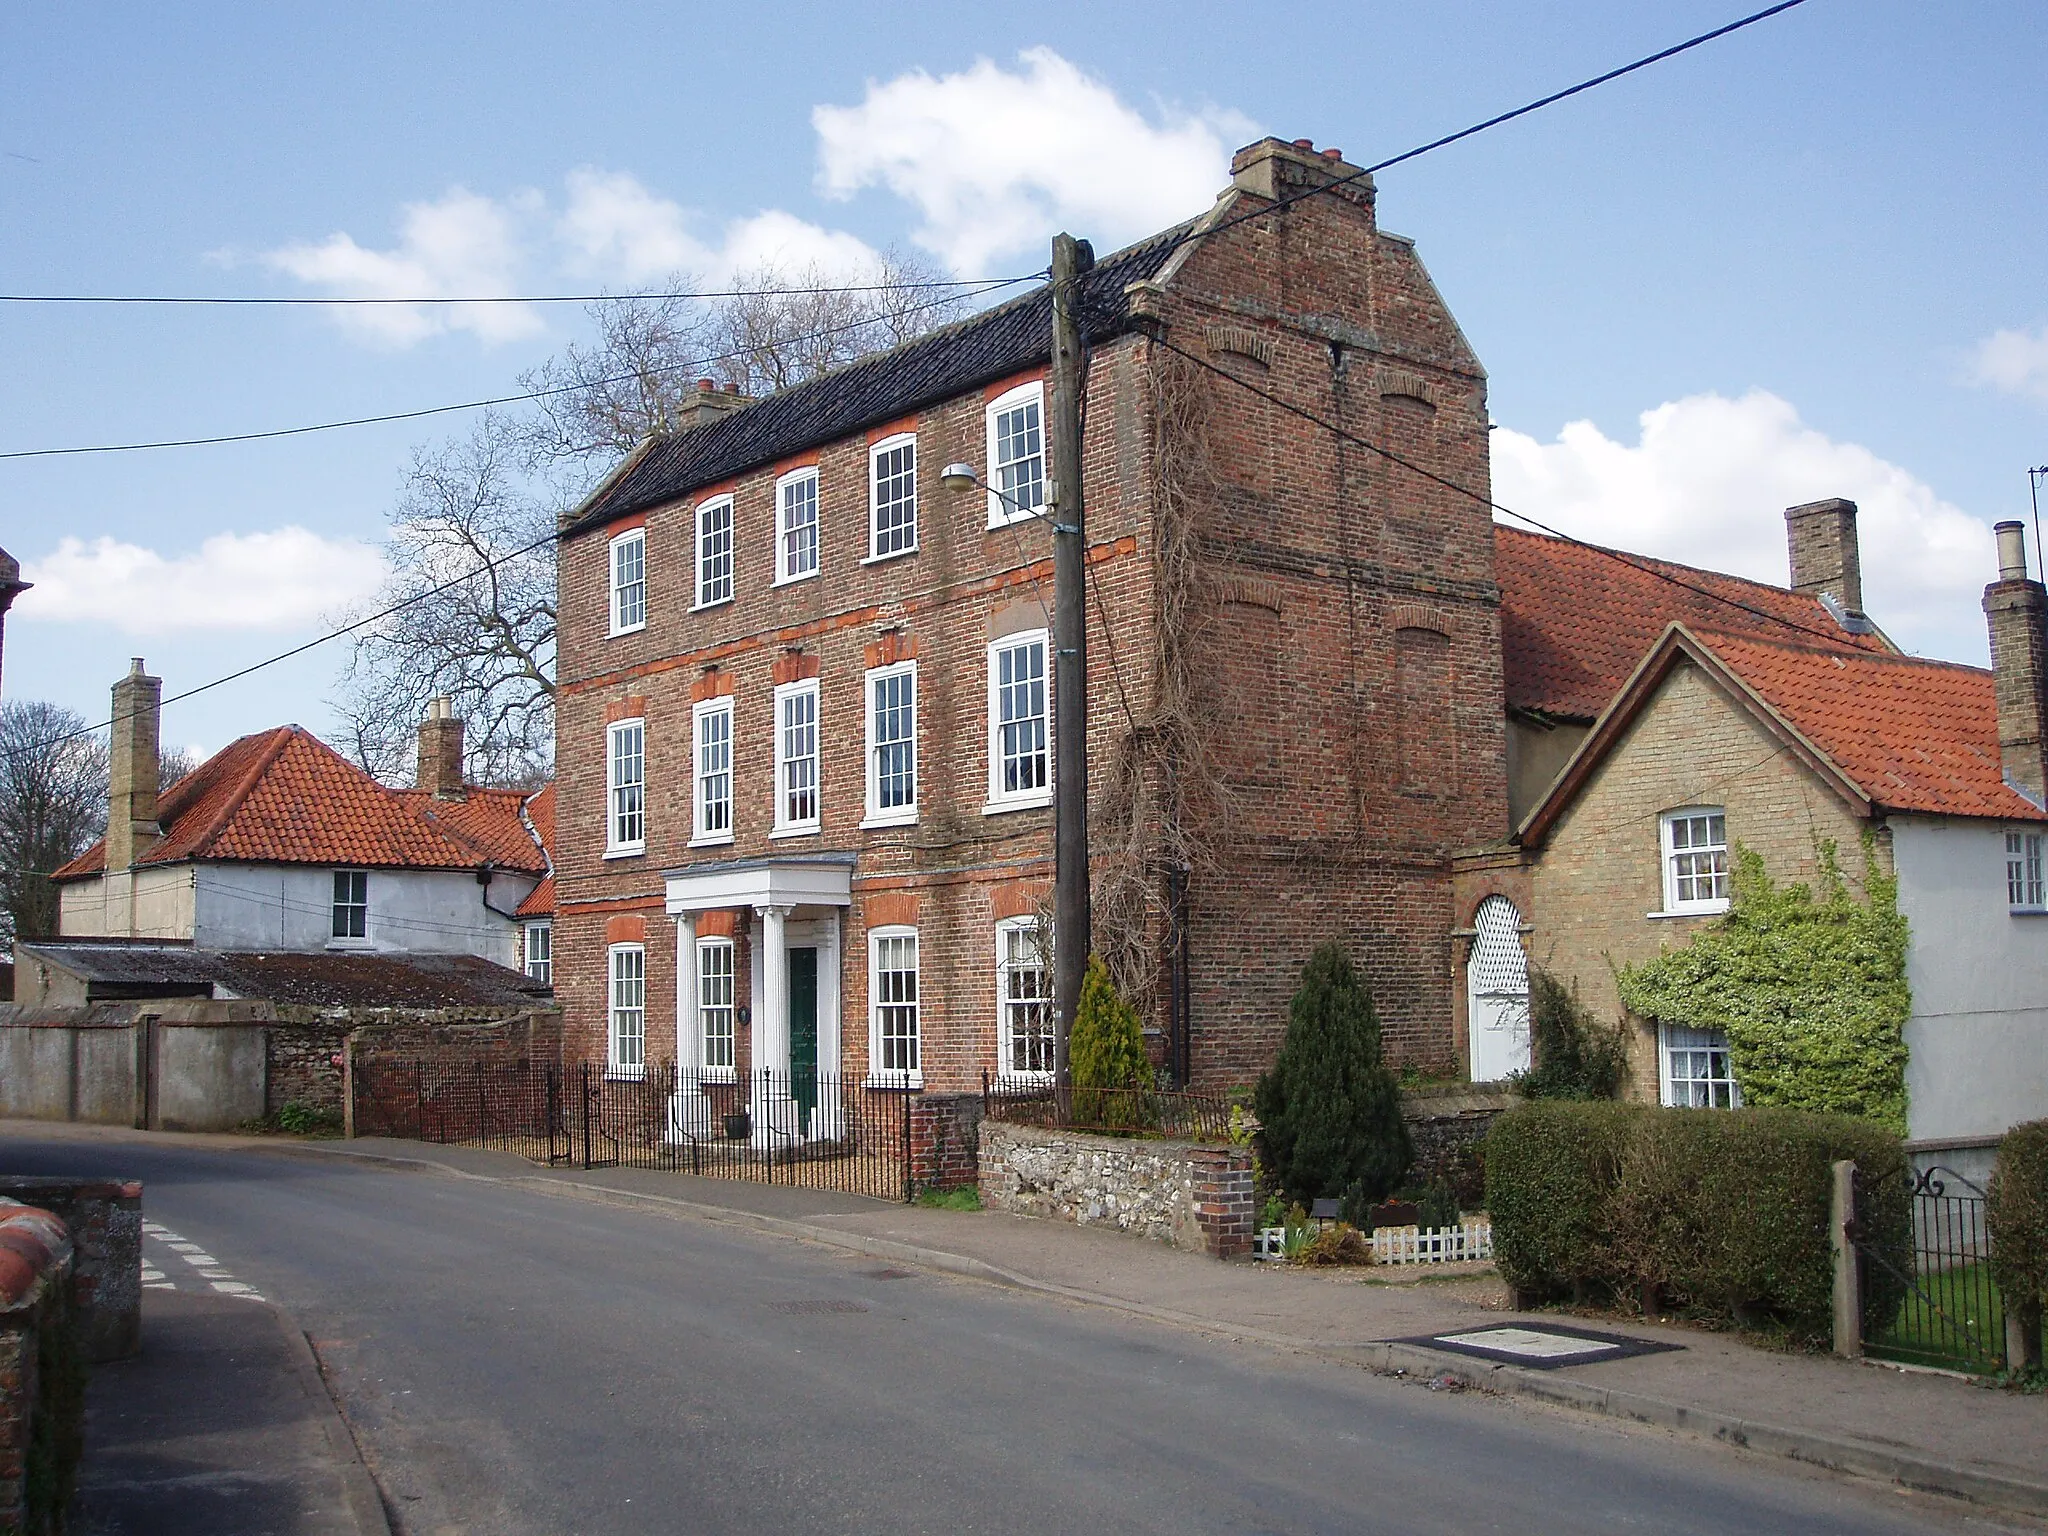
[672, 378, 752, 434]
[416, 696, 467, 800]
[1229, 137, 1376, 215]
[1984, 520, 2048, 805]
[1785, 498, 1864, 617]
[106, 659, 162, 871]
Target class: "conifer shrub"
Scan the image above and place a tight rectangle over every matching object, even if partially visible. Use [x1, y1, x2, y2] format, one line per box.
[1254, 943, 1411, 1204]
[1990, 1120, 2048, 1367]
[1069, 954, 1151, 1129]
[1516, 969, 1627, 1101]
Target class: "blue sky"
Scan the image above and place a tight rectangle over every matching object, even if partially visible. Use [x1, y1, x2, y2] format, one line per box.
[4, 1, 2046, 761]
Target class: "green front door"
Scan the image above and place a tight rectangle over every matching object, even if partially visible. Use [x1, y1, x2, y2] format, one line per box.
[789, 947, 819, 1135]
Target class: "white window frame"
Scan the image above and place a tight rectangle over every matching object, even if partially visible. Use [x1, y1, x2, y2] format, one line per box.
[1658, 1022, 1741, 1109]
[690, 698, 735, 847]
[330, 869, 369, 943]
[861, 661, 918, 828]
[609, 527, 647, 636]
[1658, 807, 1730, 915]
[605, 718, 646, 856]
[524, 920, 552, 986]
[984, 382, 1046, 528]
[985, 630, 1052, 813]
[865, 432, 918, 562]
[868, 926, 921, 1087]
[2009, 829, 2047, 913]
[772, 678, 822, 836]
[694, 496, 734, 610]
[774, 467, 821, 585]
[607, 943, 646, 1079]
[996, 916, 1053, 1081]
[698, 937, 737, 1081]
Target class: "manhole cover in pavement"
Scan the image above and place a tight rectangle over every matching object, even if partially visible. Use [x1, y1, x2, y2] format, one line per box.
[767, 1299, 871, 1315]
[1390, 1322, 1682, 1370]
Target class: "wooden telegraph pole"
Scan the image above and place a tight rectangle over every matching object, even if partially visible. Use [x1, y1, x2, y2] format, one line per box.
[1049, 232, 1094, 1083]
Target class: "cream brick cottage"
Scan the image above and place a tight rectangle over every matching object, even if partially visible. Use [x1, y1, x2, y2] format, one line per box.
[549, 136, 1511, 1130]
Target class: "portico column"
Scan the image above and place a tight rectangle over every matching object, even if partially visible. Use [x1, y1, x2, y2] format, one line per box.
[753, 905, 793, 1145]
[667, 912, 706, 1140]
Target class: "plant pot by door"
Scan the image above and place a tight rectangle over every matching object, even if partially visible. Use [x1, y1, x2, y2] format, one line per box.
[723, 1110, 752, 1141]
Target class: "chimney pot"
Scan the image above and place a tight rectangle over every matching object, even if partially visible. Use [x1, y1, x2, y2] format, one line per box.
[1996, 520, 2029, 582]
[1322, 147, 1344, 160]
[723, 382, 740, 394]
[1784, 498, 1864, 618]
[696, 378, 715, 392]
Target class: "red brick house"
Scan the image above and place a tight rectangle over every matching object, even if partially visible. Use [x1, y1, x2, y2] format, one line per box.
[550, 135, 1507, 1127]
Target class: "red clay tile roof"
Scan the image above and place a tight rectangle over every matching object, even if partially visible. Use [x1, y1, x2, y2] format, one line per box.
[1497, 525, 1890, 721]
[1696, 630, 2045, 822]
[514, 874, 555, 919]
[54, 727, 547, 880]
[512, 783, 554, 917]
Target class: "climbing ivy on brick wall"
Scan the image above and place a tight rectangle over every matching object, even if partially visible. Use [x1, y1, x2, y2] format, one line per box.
[1616, 841, 1910, 1133]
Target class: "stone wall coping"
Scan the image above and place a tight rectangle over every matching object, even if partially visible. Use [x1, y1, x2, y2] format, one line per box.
[0, 1178, 141, 1202]
[979, 1119, 1233, 1157]
[1401, 1086, 1519, 1117]
[0, 1202, 72, 1313]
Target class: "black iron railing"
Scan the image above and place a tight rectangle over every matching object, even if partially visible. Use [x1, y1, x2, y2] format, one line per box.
[981, 1072, 1234, 1142]
[1857, 1162, 2006, 1374]
[355, 1060, 913, 1202]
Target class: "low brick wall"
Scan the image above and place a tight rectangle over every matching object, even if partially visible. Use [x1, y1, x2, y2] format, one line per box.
[264, 1023, 352, 1120]
[0, 1180, 140, 1364]
[978, 1121, 1253, 1258]
[0, 1201, 80, 1536]
[908, 1094, 982, 1194]
[344, 1009, 563, 1138]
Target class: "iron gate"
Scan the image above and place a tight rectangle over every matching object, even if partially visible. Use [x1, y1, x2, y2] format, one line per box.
[1856, 1162, 2006, 1374]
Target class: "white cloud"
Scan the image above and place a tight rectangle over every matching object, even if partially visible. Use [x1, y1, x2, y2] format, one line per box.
[813, 48, 1255, 273]
[1970, 325, 2048, 404]
[556, 169, 880, 286]
[258, 187, 547, 346]
[17, 529, 385, 634]
[1492, 390, 1997, 664]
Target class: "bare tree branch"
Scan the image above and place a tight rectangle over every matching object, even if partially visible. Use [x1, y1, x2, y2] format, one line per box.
[0, 701, 111, 949]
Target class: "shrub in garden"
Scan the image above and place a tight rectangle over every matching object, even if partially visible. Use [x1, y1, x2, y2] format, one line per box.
[1990, 1120, 2048, 1367]
[1484, 1100, 1640, 1299]
[1255, 942, 1410, 1204]
[1070, 955, 1151, 1127]
[1517, 968, 1627, 1101]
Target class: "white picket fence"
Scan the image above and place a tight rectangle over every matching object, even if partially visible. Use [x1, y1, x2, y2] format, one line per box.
[1252, 1216, 1493, 1265]
[1371, 1218, 1492, 1265]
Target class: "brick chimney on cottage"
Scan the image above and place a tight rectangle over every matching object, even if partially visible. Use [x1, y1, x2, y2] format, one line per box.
[1230, 137, 1376, 214]
[672, 378, 752, 434]
[1785, 498, 1865, 619]
[1983, 520, 2048, 806]
[105, 658, 162, 871]
[416, 696, 467, 800]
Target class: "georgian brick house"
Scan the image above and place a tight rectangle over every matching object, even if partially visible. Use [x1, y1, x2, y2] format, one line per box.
[551, 135, 1508, 1123]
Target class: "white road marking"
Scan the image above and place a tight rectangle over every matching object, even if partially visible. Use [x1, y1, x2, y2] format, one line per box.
[141, 1225, 265, 1302]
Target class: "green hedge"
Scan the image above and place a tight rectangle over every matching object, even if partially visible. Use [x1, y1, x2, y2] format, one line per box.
[1991, 1120, 2048, 1312]
[1485, 1102, 1910, 1343]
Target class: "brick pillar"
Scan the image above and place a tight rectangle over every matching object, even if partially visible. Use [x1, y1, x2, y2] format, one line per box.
[1984, 521, 2048, 805]
[1187, 1145, 1255, 1258]
[908, 1094, 983, 1194]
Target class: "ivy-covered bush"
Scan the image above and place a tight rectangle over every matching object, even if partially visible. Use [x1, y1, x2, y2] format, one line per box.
[1617, 842, 1909, 1133]
[1485, 1100, 1640, 1298]
[1517, 968, 1628, 1101]
[1486, 1101, 1911, 1342]
[1255, 943, 1411, 1204]
[1070, 955, 1151, 1127]
[1990, 1120, 2048, 1368]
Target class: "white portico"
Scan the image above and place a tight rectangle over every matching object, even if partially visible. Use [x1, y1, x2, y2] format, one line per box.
[664, 854, 853, 1144]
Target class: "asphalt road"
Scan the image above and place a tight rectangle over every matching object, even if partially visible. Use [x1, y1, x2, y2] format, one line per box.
[3, 1131, 2032, 1536]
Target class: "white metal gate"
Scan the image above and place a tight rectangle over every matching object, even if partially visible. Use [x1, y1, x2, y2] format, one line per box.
[1468, 896, 1531, 1082]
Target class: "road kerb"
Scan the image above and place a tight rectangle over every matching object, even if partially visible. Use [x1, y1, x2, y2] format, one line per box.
[264, 1300, 394, 1536]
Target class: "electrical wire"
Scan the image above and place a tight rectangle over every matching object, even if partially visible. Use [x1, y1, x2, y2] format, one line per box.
[0, 277, 1031, 307]
[0, 276, 1037, 461]
[1149, 333, 1864, 653]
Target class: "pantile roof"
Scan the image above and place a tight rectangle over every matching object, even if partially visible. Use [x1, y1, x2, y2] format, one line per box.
[54, 726, 547, 880]
[563, 222, 1197, 538]
[1496, 525, 1889, 721]
[513, 782, 554, 918]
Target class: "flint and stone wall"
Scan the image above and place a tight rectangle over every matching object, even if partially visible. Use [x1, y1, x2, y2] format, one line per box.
[0, 1180, 140, 1365]
[978, 1121, 1252, 1257]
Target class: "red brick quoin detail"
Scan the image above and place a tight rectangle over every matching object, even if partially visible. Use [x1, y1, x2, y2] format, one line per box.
[604, 695, 648, 724]
[864, 892, 920, 929]
[770, 652, 823, 686]
[605, 914, 647, 945]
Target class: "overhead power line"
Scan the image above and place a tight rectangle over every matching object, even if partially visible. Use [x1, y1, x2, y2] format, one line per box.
[0, 276, 1032, 307]
[0, 276, 1036, 461]
[1148, 332, 1862, 653]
